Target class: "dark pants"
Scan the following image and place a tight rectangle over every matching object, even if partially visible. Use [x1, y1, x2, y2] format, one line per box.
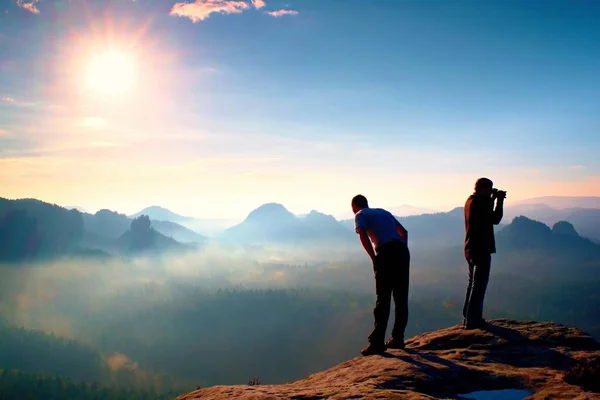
[462, 254, 492, 324]
[369, 240, 410, 345]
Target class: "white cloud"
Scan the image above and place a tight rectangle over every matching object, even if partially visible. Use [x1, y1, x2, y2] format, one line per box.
[266, 9, 298, 17]
[15, 0, 40, 14]
[1, 96, 16, 103]
[251, 0, 266, 9]
[170, 0, 249, 22]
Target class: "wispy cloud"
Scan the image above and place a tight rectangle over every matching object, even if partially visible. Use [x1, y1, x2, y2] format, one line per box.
[251, 0, 266, 9]
[15, 0, 40, 14]
[266, 9, 299, 17]
[170, 0, 249, 22]
[1, 96, 37, 108]
[0, 129, 9, 136]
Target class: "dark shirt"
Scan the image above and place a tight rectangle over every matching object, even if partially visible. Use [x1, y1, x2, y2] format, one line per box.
[464, 194, 504, 257]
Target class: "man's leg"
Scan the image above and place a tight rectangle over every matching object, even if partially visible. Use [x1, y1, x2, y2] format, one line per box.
[367, 269, 392, 347]
[465, 255, 491, 328]
[391, 244, 410, 344]
[462, 258, 475, 323]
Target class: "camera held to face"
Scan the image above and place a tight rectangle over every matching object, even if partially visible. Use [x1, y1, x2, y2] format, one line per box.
[492, 188, 507, 199]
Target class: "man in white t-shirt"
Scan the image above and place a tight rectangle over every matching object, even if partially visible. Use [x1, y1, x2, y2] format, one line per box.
[352, 194, 410, 355]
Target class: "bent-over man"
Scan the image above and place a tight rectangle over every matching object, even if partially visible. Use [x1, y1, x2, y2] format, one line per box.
[352, 194, 410, 355]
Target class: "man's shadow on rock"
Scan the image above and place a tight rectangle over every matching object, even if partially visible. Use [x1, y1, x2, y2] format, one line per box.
[476, 323, 572, 369]
[380, 348, 467, 372]
[377, 348, 522, 395]
[379, 322, 572, 371]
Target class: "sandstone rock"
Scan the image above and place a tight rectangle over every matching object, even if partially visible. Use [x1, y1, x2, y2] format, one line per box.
[175, 319, 600, 399]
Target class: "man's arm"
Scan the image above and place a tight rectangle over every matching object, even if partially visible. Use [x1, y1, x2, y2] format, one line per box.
[492, 197, 504, 225]
[355, 212, 376, 262]
[357, 227, 376, 262]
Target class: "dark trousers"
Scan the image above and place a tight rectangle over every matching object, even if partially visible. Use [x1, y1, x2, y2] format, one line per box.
[462, 254, 492, 323]
[369, 241, 410, 345]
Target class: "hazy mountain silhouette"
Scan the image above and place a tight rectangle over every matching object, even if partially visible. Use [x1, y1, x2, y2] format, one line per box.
[481, 216, 600, 279]
[0, 198, 191, 262]
[222, 203, 354, 245]
[84, 209, 205, 244]
[504, 203, 558, 221]
[130, 206, 190, 224]
[514, 196, 600, 209]
[65, 205, 88, 213]
[560, 208, 600, 243]
[151, 220, 205, 244]
[396, 207, 467, 249]
[131, 206, 240, 237]
[389, 204, 439, 216]
[504, 204, 600, 243]
[83, 209, 131, 240]
[303, 210, 354, 239]
[335, 204, 438, 220]
[496, 216, 599, 257]
[0, 197, 85, 262]
[117, 215, 187, 255]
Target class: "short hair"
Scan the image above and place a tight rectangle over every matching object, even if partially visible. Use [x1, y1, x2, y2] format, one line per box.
[351, 194, 369, 209]
[475, 177, 493, 191]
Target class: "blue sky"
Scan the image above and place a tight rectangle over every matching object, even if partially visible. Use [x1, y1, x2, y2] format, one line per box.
[0, 0, 599, 218]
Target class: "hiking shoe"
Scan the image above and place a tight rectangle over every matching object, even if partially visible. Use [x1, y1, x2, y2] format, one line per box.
[385, 337, 405, 349]
[464, 319, 487, 330]
[360, 343, 387, 356]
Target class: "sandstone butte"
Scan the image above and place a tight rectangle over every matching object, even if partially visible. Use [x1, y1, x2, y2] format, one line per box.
[175, 319, 600, 400]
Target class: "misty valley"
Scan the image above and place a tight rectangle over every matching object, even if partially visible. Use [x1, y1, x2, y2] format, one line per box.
[0, 197, 599, 399]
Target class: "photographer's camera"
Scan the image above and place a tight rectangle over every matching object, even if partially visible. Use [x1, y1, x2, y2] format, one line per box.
[492, 188, 507, 199]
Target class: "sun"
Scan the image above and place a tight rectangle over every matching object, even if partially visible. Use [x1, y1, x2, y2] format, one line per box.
[84, 50, 135, 95]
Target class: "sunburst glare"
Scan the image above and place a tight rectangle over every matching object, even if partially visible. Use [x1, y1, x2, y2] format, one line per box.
[84, 50, 136, 95]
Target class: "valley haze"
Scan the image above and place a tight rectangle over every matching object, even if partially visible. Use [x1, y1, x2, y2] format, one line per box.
[1, 0, 600, 399]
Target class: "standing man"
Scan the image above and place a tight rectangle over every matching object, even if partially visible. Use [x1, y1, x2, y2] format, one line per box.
[462, 178, 506, 330]
[351, 194, 410, 355]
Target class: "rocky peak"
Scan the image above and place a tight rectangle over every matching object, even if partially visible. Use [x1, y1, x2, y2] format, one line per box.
[552, 221, 580, 237]
[244, 203, 296, 223]
[176, 319, 600, 399]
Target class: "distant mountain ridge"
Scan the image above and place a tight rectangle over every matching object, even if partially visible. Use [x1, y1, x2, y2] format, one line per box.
[334, 204, 438, 220]
[5, 196, 599, 259]
[0, 197, 196, 262]
[504, 203, 600, 243]
[130, 206, 191, 224]
[496, 216, 599, 258]
[130, 206, 240, 236]
[85, 209, 205, 244]
[514, 196, 600, 209]
[222, 203, 354, 245]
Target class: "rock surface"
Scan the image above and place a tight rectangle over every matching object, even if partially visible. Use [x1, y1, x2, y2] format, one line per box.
[175, 319, 600, 399]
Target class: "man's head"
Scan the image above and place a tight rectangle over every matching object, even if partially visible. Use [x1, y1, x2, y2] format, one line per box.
[351, 194, 369, 214]
[474, 177, 494, 197]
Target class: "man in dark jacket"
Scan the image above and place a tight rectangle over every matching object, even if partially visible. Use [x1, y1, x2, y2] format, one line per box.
[462, 177, 505, 330]
[352, 194, 410, 355]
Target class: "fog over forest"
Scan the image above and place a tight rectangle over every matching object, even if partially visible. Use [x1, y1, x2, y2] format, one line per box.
[1, 213, 598, 397]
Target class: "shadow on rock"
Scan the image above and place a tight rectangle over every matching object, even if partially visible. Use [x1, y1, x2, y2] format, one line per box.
[482, 323, 573, 369]
[378, 348, 525, 398]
